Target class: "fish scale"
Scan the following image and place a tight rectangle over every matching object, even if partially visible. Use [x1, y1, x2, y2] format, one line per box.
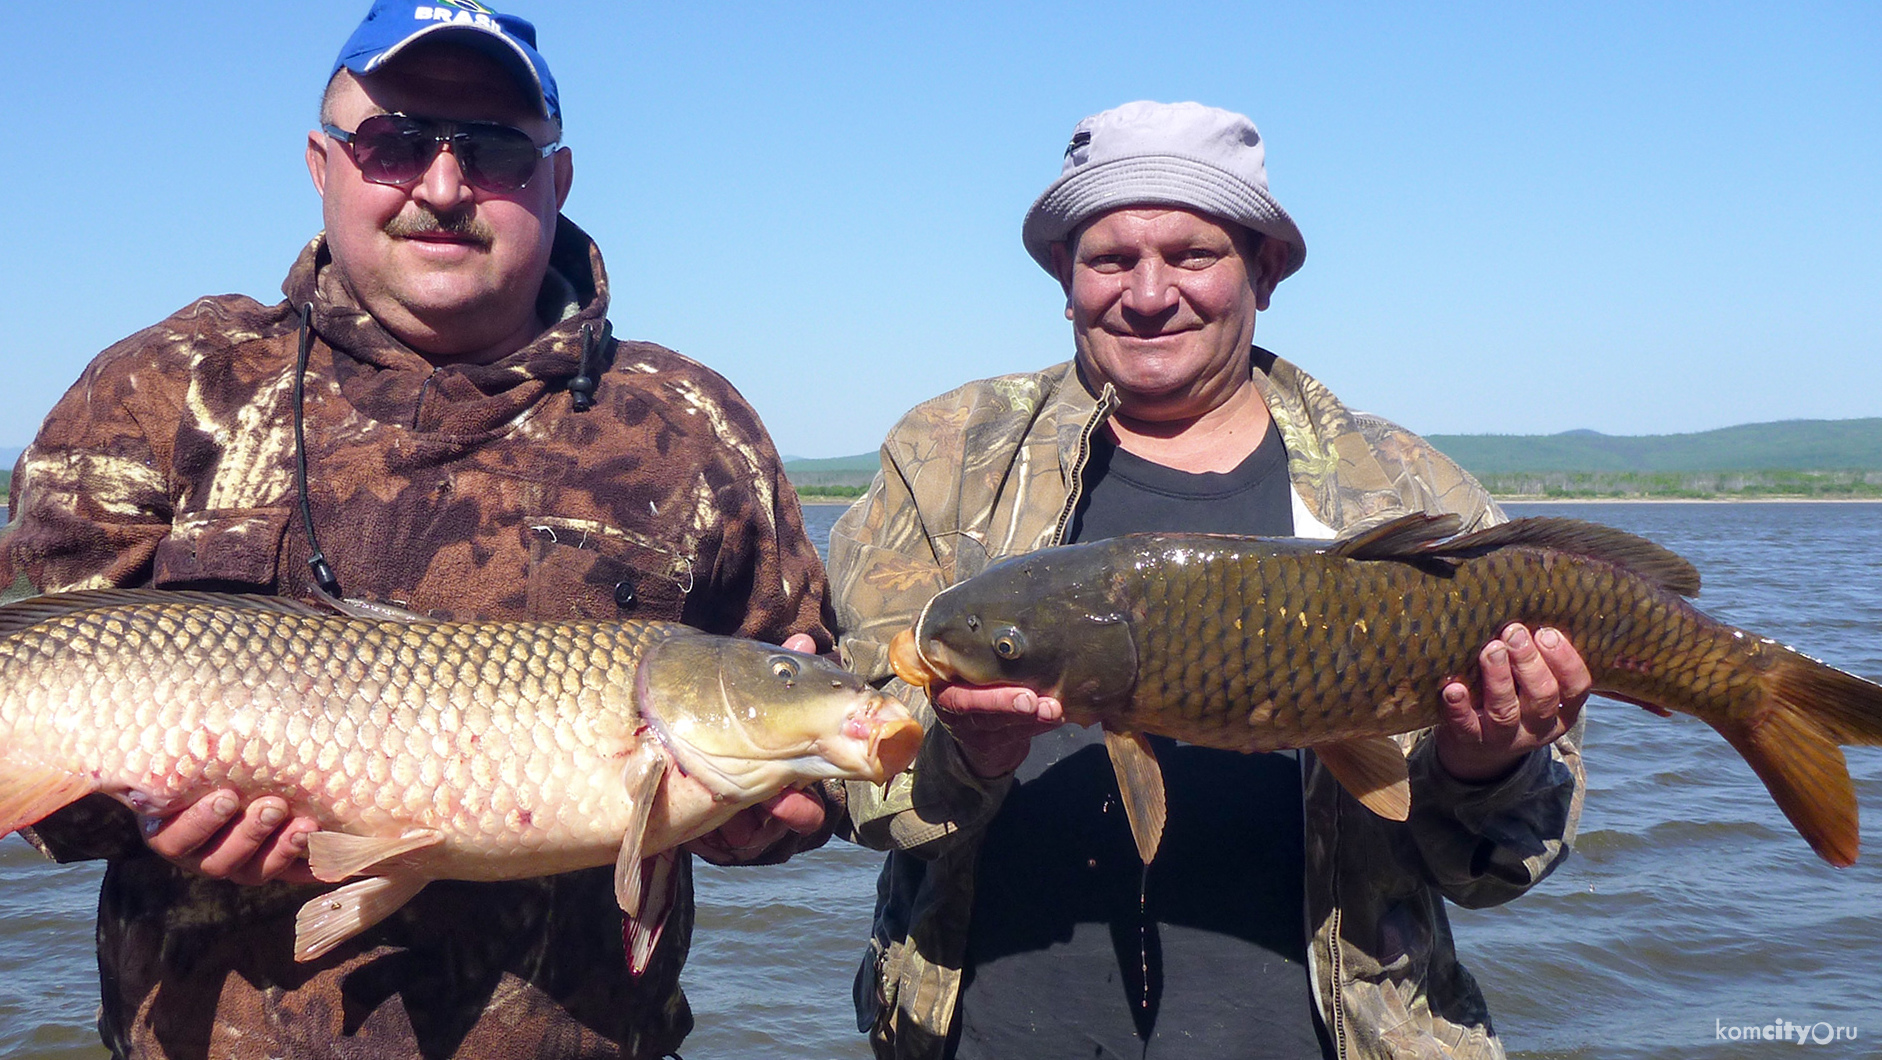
[0, 588, 922, 963]
[0, 603, 659, 873]
[897, 514, 1882, 868]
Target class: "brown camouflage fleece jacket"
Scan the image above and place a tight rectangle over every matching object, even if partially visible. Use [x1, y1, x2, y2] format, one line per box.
[828, 351, 1585, 1060]
[0, 217, 834, 1060]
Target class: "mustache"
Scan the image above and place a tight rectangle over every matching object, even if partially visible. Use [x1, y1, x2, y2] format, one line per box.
[383, 208, 494, 247]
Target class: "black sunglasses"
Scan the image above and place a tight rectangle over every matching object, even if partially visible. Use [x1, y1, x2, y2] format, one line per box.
[323, 113, 559, 194]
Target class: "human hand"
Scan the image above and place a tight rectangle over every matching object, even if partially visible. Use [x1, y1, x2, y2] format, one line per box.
[1436, 624, 1590, 782]
[686, 789, 828, 865]
[144, 790, 321, 885]
[932, 684, 1065, 779]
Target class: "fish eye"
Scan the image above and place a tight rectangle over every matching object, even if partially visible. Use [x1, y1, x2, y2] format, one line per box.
[992, 626, 1026, 660]
[770, 657, 800, 682]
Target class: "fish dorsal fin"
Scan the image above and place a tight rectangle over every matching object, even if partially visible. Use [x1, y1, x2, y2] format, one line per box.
[294, 874, 431, 962]
[305, 829, 445, 883]
[1328, 513, 1464, 560]
[615, 747, 669, 915]
[0, 589, 333, 638]
[328, 597, 436, 623]
[1313, 736, 1412, 820]
[1102, 728, 1167, 865]
[1424, 517, 1701, 597]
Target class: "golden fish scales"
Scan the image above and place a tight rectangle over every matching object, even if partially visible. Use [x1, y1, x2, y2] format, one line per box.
[894, 513, 1882, 869]
[1115, 538, 1758, 751]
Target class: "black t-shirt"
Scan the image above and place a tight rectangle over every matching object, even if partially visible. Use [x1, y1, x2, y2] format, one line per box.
[955, 421, 1335, 1059]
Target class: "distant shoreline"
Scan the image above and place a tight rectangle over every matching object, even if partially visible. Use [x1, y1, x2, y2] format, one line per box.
[1491, 495, 1882, 504]
[795, 493, 1882, 508]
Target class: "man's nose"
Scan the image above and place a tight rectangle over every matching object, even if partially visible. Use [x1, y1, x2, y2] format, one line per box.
[1119, 260, 1179, 315]
[410, 143, 476, 211]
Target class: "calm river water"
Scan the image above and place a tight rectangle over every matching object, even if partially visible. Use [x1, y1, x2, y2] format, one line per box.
[3, 501, 1878, 1058]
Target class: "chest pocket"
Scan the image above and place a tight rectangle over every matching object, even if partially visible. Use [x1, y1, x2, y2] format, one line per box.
[151, 507, 293, 588]
[523, 516, 696, 623]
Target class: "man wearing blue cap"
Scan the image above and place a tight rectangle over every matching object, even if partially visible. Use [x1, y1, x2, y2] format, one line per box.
[2, 2, 834, 1056]
[831, 102, 1589, 1059]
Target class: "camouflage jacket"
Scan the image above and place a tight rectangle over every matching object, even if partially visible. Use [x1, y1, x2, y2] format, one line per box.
[1, 218, 834, 1059]
[829, 351, 1584, 1060]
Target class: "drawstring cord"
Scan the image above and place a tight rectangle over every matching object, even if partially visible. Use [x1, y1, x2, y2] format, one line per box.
[569, 319, 612, 412]
[294, 303, 343, 599]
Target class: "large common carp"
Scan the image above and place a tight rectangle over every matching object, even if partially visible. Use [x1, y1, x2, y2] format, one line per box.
[0, 589, 921, 964]
[890, 513, 1882, 868]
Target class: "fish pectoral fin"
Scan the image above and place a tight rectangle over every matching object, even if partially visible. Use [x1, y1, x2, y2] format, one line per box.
[0, 768, 97, 836]
[624, 849, 682, 977]
[293, 874, 430, 962]
[1102, 728, 1167, 865]
[1313, 736, 1412, 821]
[305, 829, 444, 883]
[615, 749, 670, 914]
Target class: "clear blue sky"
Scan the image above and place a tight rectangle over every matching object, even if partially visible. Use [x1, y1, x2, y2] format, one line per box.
[1, 2, 1876, 459]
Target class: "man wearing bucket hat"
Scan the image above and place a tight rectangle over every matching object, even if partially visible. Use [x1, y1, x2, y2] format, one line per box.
[2, 2, 834, 1055]
[830, 101, 1588, 1059]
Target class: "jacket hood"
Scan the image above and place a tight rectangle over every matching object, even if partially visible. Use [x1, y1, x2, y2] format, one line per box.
[282, 216, 611, 437]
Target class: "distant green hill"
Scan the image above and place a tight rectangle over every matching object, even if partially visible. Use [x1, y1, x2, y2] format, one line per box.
[786, 418, 1882, 499]
[1424, 418, 1882, 474]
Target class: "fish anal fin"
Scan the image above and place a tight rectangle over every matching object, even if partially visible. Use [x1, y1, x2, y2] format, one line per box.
[615, 749, 669, 914]
[624, 849, 682, 977]
[1328, 513, 1464, 560]
[294, 874, 430, 962]
[1713, 680, 1862, 867]
[305, 829, 444, 883]
[1102, 728, 1167, 865]
[0, 769, 96, 836]
[1314, 735, 1411, 820]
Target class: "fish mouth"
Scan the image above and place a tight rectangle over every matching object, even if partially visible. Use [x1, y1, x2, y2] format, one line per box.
[864, 698, 923, 782]
[888, 628, 941, 689]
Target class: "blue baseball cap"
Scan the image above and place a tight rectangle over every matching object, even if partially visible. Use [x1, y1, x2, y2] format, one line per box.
[332, 1, 561, 122]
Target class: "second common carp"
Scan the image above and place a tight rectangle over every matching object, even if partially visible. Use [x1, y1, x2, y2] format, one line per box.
[890, 513, 1882, 868]
[0, 589, 922, 965]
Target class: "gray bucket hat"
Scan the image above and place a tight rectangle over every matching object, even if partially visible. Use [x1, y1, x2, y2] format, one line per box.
[1021, 101, 1306, 281]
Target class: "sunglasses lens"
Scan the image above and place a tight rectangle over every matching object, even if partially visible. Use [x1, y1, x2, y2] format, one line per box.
[341, 115, 547, 193]
[348, 114, 436, 185]
[455, 125, 544, 193]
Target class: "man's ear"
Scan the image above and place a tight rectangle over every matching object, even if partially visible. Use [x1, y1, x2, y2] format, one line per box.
[551, 146, 573, 210]
[1251, 235, 1290, 312]
[306, 130, 330, 197]
[1049, 241, 1075, 318]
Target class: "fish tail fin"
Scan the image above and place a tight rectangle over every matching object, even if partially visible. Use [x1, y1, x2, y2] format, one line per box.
[0, 767, 97, 836]
[1709, 654, 1882, 867]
